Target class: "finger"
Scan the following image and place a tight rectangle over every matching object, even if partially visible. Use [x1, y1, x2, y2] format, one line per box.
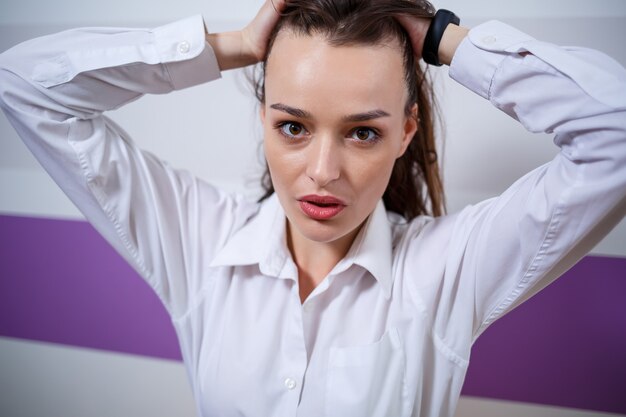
[257, 0, 286, 28]
[243, 0, 286, 60]
[254, 0, 286, 38]
[269, 0, 286, 14]
[396, 14, 428, 59]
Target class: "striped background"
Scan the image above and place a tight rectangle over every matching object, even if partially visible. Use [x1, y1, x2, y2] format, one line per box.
[1, 1, 625, 416]
[1, 216, 624, 416]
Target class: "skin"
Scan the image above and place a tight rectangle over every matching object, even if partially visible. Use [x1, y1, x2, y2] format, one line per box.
[261, 31, 417, 301]
[205, 0, 470, 302]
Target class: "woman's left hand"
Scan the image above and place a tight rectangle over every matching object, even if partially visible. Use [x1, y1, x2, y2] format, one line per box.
[395, 15, 431, 60]
[397, 14, 469, 66]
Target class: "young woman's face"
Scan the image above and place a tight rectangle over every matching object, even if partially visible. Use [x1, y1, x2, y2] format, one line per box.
[262, 31, 417, 247]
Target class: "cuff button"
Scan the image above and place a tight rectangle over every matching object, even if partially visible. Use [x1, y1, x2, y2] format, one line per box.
[177, 41, 191, 54]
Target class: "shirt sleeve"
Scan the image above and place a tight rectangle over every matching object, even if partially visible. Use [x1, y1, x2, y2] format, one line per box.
[0, 15, 254, 318]
[438, 21, 626, 341]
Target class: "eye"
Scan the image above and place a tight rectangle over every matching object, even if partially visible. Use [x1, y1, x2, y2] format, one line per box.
[277, 122, 307, 139]
[350, 127, 380, 143]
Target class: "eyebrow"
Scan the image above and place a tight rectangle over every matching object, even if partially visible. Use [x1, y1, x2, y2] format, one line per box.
[270, 103, 311, 119]
[269, 103, 391, 122]
[343, 109, 391, 123]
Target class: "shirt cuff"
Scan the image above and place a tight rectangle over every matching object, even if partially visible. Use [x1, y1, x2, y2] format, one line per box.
[153, 14, 222, 90]
[449, 20, 535, 100]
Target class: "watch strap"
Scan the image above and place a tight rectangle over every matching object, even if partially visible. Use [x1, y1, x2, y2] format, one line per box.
[422, 9, 461, 66]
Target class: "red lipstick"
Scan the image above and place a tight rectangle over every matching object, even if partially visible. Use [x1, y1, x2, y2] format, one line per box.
[298, 195, 346, 220]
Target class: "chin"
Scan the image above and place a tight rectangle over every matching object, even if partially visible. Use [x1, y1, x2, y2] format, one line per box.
[290, 214, 351, 243]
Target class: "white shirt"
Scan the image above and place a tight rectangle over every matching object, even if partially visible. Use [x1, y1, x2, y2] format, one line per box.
[1, 15, 625, 417]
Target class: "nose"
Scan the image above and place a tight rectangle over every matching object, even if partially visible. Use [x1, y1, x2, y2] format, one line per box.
[305, 135, 341, 187]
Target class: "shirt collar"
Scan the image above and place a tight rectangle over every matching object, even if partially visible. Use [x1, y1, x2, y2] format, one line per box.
[209, 193, 294, 279]
[209, 194, 394, 298]
[333, 199, 394, 298]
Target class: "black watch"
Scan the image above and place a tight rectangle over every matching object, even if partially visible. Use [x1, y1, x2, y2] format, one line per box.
[422, 9, 461, 66]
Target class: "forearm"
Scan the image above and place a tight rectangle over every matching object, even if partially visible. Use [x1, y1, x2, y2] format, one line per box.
[0, 15, 219, 118]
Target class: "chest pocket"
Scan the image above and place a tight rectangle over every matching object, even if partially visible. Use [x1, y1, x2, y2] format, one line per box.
[325, 327, 407, 417]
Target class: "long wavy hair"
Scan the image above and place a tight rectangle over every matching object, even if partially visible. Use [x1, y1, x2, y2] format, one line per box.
[253, 0, 445, 219]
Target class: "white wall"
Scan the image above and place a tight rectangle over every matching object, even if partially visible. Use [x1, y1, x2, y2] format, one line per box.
[2, 0, 625, 25]
[1, 0, 625, 257]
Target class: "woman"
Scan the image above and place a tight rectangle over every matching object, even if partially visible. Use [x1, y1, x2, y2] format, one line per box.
[0, 0, 624, 416]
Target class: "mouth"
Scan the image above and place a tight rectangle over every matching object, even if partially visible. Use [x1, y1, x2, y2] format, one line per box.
[298, 195, 347, 220]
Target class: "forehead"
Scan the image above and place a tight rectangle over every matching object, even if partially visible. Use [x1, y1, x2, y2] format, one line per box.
[264, 31, 407, 116]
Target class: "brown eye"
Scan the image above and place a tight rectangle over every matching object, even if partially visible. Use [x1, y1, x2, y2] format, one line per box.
[288, 124, 302, 135]
[355, 128, 370, 141]
[279, 122, 306, 138]
[351, 127, 377, 142]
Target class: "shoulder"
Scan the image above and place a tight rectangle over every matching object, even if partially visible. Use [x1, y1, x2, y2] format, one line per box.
[389, 200, 496, 262]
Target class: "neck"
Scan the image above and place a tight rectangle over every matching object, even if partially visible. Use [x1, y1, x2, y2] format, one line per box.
[287, 220, 362, 302]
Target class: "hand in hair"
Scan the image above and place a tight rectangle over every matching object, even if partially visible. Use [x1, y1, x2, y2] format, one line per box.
[242, 0, 287, 62]
[206, 0, 286, 70]
[396, 14, 468, 66]
[395, 14, 431, 60]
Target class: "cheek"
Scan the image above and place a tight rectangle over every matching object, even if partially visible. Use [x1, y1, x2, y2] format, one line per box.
[345, 147, 398, 198]
[263, 135, 301, 188]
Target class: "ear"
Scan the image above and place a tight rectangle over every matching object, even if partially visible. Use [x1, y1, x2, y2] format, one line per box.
[260, 105, 266, 125]
[397, 103, 418, 158]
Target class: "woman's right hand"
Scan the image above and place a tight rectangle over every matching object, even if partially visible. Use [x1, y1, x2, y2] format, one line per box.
[206, 0, 286, 71]
[242, 0, 286, 62]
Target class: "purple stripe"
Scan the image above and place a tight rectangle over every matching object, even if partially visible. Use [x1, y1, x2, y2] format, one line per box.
[462, 255, 626, 414]
[0, 214, 181, 361]
[1, 214, 625, 413]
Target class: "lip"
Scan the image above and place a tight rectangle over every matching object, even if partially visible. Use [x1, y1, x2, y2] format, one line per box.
[298, 194, 347, 220]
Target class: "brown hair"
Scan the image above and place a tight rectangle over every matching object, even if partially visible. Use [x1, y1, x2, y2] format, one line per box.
[253, 0, 445, 219]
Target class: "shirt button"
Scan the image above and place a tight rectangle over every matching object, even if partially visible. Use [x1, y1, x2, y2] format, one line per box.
[177, 41, 191, 54]
[303, 302, 313, 313]
[481, 35, 497, 45]
[284, 377, 297, 390]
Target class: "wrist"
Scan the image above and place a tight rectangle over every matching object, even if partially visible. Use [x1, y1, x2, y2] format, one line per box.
[422, 9, 468, 67]
[205, 31, 258, 71]
[438, 25, 469, 66]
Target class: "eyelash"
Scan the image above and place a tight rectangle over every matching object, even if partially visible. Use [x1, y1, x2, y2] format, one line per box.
[273, 121, 382, 144]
